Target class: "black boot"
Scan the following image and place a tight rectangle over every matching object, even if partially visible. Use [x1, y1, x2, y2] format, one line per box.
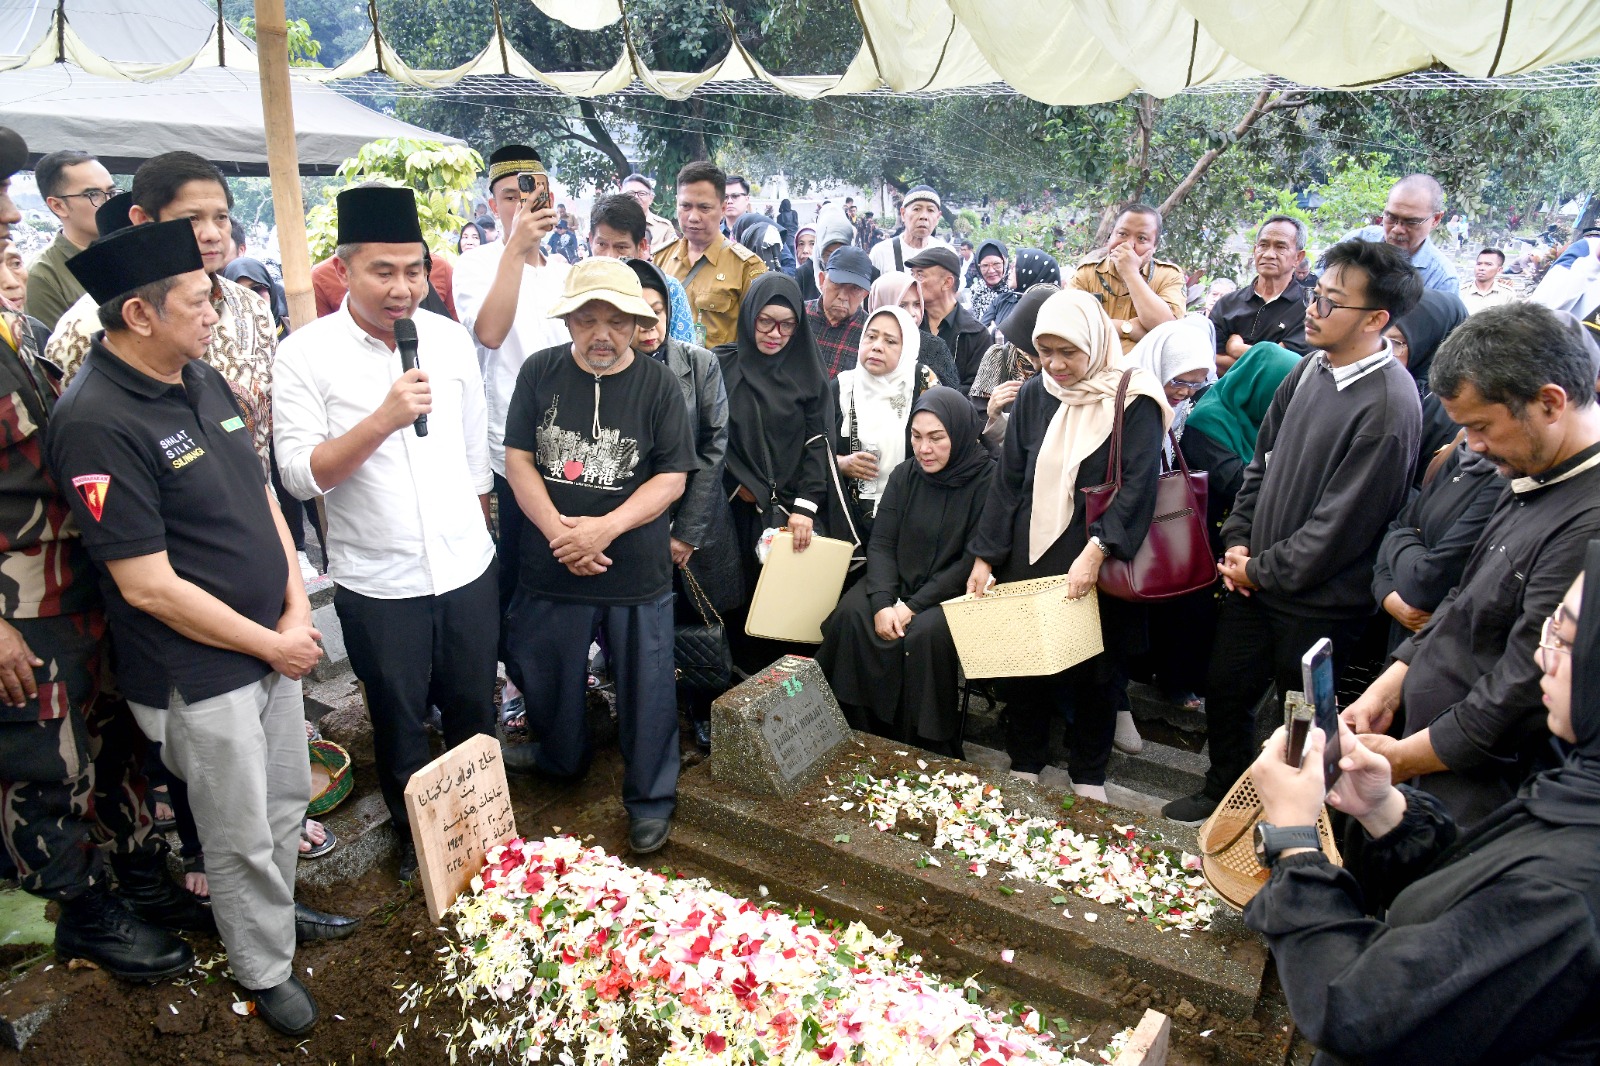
[111, 846, 216, 934]
[55, 879, 194, 982]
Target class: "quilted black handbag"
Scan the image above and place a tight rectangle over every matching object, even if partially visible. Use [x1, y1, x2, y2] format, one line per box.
[674, 568, 733, 694]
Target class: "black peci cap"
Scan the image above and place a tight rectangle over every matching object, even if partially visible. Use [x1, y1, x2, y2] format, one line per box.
[67, 219, 204, 304]
[336, 186, 424, 246]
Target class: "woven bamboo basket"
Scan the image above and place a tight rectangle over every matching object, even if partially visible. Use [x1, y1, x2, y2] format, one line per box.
[942, 576, 1105, 679]
[306, 739, 353, 818]
[1197, 771, 1342, 911]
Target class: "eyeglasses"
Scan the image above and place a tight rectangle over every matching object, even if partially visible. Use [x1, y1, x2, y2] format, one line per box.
[1538, 605, 1574, 674]
[1309, 293, 1383, 319]
[1382, 210, 1433, 230]
[754, 314, 796, 337]
[1165, 378, 1210, 397]
[58, 187, 121, 208]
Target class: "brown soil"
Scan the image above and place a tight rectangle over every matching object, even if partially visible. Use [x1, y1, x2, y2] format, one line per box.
[0, 728, 1291, 1065]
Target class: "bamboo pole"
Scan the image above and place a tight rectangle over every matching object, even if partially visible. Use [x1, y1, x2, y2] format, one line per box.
[253, 0, 314, 330]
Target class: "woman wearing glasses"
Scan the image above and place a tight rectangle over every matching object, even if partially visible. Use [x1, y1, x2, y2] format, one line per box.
[1244, 544, 1600, 1064]
[715, 274, 843, 664]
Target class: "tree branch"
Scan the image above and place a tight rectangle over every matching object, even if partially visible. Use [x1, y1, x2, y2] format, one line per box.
[1156, 90, 1308, 217]
[576, 99, 632, 185]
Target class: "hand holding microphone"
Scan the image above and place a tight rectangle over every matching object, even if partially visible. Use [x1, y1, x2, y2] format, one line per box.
[391, 318, 430, 437]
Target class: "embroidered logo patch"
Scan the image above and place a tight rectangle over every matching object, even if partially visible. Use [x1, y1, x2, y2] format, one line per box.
[220, 416, 244, 432]
[71, 474, 110, 522]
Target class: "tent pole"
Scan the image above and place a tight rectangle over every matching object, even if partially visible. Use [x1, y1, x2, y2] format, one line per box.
[254, 0, 314, 330]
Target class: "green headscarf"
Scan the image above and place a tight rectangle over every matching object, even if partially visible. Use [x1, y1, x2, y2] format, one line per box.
[1182, 341, 1303, 464]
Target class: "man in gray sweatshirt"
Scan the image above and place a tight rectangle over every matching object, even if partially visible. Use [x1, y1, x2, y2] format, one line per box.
[1164, 239, 1424, 824]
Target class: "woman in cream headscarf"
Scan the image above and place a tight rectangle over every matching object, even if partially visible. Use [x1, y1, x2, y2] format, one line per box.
[966, 288, 1171, 799]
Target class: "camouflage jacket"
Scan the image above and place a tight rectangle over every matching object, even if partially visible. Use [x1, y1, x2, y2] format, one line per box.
[0, 311, 96, 622]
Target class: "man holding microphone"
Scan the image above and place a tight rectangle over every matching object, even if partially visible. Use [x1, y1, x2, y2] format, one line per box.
[273, 187, 497, 885]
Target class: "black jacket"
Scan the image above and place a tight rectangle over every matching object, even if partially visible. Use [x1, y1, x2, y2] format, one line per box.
[934, 303, 991, 395]
[1245, 787, 1600, 1065]
[660, 337, 742, 612]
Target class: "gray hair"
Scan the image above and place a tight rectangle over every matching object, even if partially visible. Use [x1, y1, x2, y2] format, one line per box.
[1393, 174, 1445, 214]
[1257, 214, 1307, 250]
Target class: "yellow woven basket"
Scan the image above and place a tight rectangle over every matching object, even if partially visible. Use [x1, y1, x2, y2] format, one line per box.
[1197, 770, 1342, 911]
[942, 577, 1105, 679]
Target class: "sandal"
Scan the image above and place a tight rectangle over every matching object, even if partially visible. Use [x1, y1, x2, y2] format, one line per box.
[150, 785, 177, 833]
[299, 818, 336, 860]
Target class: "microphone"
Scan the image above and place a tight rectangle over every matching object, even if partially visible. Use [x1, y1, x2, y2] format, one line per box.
[393, 318, 428, 437]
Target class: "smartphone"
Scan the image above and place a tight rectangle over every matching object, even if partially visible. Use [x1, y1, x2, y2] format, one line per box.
[1299, 638, 1343, 789]
[517, 172, 551, 213]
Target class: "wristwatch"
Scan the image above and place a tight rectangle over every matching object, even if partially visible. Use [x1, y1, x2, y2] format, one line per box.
[1089, 535, 1110, 557]
[1253, 822, 1321, 868]
[1120, 320, 1134, 336]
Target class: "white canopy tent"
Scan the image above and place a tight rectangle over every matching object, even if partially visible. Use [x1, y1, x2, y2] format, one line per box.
[0, 0, 460, 175]
[3, 0, 1598, 102]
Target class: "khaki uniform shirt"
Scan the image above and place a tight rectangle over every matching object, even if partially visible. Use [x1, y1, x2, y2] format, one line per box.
[645, 211, 678, 252]
[1459, 278, 1516, 315]
[653, 235, 765, 349]
[1070, 252, 1187, 354]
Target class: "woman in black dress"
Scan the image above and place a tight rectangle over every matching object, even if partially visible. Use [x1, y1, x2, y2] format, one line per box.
[966, 289, 1169, 799]
[819, 387, 994, 755]
[715, 273, 839, 668]
[1245, 544, 1600, 1064]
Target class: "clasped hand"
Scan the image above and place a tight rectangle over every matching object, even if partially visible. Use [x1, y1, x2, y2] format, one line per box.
[873, 603, 915, 641]
[550, 514, 616, 575]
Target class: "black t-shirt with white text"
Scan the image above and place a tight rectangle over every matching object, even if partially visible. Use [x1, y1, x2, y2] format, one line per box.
[503, 346, 696, 605]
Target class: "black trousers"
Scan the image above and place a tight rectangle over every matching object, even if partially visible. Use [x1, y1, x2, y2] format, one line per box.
[1000, 653, 1122, 785]
[334, 564, 499, 834]
[493, 473, 524, 660]
[1201, 592, 1368, 798]
[504, 590, 679, 822]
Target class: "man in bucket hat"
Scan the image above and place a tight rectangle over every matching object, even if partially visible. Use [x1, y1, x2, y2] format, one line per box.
[500, 258, 697, 854]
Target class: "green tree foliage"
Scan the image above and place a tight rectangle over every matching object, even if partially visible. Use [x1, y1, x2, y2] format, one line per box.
[237, 15, 322, 66]
[302, 138, 484, 259]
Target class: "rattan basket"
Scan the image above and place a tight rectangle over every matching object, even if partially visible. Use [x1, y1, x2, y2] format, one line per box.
[306, 739, 353, 818]
[1197, 771, 1342, 911]
[942, 576, 1105, 679]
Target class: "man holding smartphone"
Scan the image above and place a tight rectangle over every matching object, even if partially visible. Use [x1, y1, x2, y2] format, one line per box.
[454, 145, 570, 726]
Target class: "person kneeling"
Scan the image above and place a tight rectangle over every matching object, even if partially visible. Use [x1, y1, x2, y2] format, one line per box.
[819, 387, 993, 756]
[501, 260, 697, 855]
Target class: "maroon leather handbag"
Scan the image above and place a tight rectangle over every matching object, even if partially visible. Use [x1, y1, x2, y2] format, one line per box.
[1082, 370, 1216, 602]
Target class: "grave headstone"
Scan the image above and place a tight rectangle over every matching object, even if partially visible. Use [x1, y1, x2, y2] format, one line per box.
[403, 733, 517, 922]
[711, 655, 852, 797]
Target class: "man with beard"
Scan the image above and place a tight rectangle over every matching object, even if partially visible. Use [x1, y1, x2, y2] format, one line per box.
[500, 259, 696, 854]
[1344, 304, 1600, 824]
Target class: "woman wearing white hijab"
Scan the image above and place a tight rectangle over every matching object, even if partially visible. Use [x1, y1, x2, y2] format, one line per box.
[1121, 315, 1219, 751]
[833, 304, 941, 539]
[966, 289, 1171, 799]
[1123, 315, 1218, 455]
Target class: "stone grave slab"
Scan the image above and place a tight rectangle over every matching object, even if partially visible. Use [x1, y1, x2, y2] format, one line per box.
[678, 731, 1271, 1023]
[710, 655, 852, 797]
[403, 733, 516, 922]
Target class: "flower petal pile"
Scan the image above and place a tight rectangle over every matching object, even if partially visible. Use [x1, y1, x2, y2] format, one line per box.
[825, 766, 1217, 932]
[432, 835, 1122, 1064]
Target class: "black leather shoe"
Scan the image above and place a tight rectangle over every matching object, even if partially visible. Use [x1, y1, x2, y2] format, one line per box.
[628, 817, 671, 855]
[111, 846, 216, 934]
[251, 974, 318, 1036]
[294, 901, 360, 943]
[397, 842, 419, 883]
[693, 718, 712, 753]
[55, 880, 194, 982]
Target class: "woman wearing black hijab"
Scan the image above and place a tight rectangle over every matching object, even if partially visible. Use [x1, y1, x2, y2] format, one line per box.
[819, 387, 994, 755]
[1385, 289, 1469, 483]
[1245, 541, 1600, 1064]
[716, 274, 842, 662]
[981, 248, 1061, 329]
[967, 239, 1010, 325]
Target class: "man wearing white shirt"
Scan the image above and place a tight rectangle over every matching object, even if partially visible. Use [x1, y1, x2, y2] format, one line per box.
[867, 185, 953, 275]
[272, 188, 497, 882]
[453, 146, 570, 701]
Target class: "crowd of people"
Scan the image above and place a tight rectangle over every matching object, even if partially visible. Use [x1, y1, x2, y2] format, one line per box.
[2, 122, 1599, 1056]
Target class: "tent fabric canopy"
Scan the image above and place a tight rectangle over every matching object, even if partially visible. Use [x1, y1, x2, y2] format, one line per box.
[0, 0, 462, 174]
[4, 0, 1599, 102]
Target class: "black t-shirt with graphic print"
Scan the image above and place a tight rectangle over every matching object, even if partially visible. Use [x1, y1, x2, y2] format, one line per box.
[503, 345, 696, 605]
